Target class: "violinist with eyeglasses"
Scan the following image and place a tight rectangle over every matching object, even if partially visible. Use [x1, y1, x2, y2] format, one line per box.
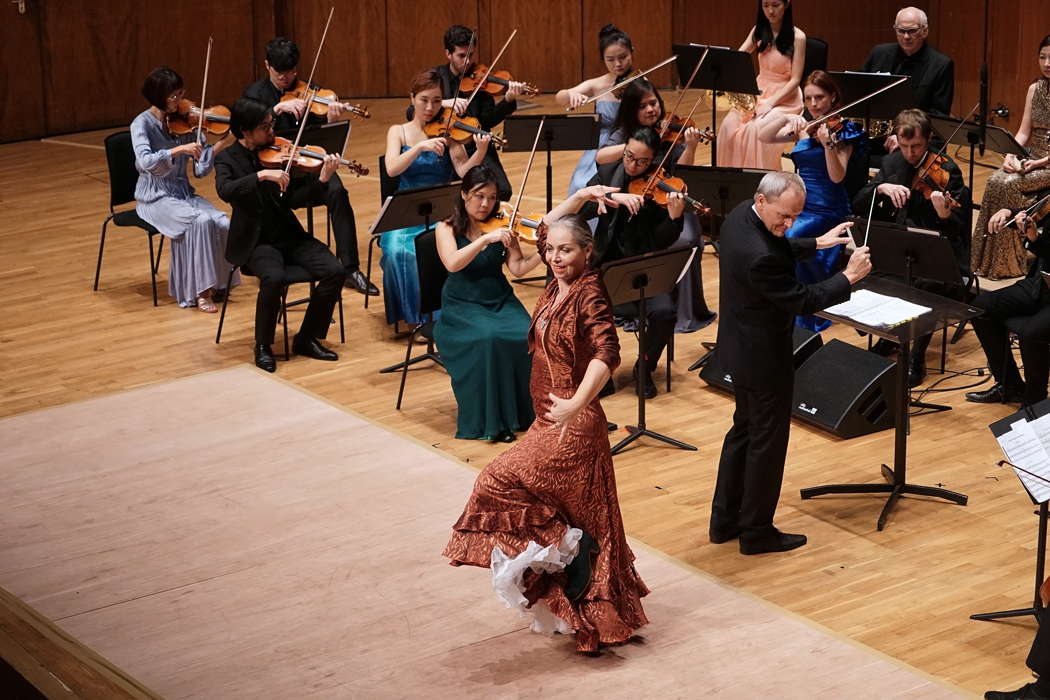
[853, 108, 971, 387]
[242, 37, 378, 296]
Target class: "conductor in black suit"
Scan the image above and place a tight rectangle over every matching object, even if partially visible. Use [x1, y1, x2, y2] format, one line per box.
[710, 172, 872, 555]
[214, 97, 346, 373]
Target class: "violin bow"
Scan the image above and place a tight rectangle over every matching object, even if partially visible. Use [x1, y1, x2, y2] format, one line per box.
[507, 116, 545, 235]
[1004, 191, 1050, 230]
[196, 36, 214, 147]
[568, 55, 679, 112]
[643, 48, 710, 196]
[461, 29, 518, 112]
[443, 29, 478, 133]
[657, 48, 708, 141]
[283, 5, 336, 182]
[802, 76, 908, 131]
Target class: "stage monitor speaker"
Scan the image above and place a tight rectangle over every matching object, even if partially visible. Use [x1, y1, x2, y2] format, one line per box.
[791, 339, 897, 438]
[699, 326, 823, 393]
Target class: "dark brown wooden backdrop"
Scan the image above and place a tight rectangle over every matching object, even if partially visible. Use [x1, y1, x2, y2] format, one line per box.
[2, 0, 1048, 142]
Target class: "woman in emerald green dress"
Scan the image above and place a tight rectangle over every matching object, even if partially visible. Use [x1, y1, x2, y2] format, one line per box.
[433, 166, 544, 443]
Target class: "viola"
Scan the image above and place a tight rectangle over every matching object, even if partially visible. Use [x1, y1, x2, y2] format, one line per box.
[478, 203, 543, 244]
[660, 114, 713, 145]
[628, 169, 710, 215]
[280, 80, 371, 119]
[258, 136, 368, 176]
[167, 99, 230, 136]
[459, 64, 538, 98]
[423, 108, 507, 148]
[911, 152, 961, 209]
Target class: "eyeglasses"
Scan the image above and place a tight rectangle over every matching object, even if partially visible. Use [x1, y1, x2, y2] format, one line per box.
[894, 26, 923, 37]
[468, 192, 499, 204]
[623, 149, 652, 168]
[270, 67, 297, 79]
[257, 119, 275, 132]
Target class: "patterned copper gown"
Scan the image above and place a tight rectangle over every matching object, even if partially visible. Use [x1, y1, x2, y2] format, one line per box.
[972, 80, 1050, 279]
[442, 269, 649, 652]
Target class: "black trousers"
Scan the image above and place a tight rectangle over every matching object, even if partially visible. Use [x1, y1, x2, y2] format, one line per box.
[1029, 608, 1050, 678]
[285, 173, 361, 272]
[711, 382, 794, 539]
[247, 238, 346, 345]
[613, 293, 675, 373]
[972, 277, 1050, 404]
[911, 278, 967, 361]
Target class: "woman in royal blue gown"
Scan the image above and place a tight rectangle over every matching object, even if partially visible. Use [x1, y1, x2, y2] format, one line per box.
[760, 70, 867, 331]
[381, 69, 490, 326]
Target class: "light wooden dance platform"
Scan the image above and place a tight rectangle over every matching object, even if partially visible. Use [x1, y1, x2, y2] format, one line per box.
[0, 368, 967, 698]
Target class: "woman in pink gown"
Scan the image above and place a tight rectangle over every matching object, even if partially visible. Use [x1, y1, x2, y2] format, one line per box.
[717, 0, 806, 170]
[443, 210, 650, 654]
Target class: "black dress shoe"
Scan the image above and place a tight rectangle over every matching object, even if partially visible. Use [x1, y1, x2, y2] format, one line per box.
[985, 683, 1050, 699]
[490, 429, 516, 444]
[292, 335, 338, 361]
[345, 269, 379, 296]
[966, 383, 1025, 404]
[564, 531, 598, 601]
[739, 530, 807, 555]
[254, 343, 276, 373]
[633, 365, 657, 399]
[908, 360, 926, 388]
[709, 525, 742, 544]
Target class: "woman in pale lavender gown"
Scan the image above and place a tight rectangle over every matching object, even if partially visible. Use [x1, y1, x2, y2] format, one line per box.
[716, 0, 806, 170]
[130, 67, 238, 311]
[557, 24, 634, 196]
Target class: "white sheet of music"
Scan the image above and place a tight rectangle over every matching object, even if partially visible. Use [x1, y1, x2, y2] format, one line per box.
[997, 418, 1050, 503]
[824, 289, 932, 327]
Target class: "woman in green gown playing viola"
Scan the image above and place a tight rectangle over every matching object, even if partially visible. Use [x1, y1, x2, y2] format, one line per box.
[433, 166, 544, 443]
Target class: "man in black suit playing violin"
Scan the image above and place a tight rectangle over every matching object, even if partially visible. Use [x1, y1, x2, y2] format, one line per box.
[214, 98, 346, 373]
[242, 36, 378, 296]
[853, 108, 971, 386]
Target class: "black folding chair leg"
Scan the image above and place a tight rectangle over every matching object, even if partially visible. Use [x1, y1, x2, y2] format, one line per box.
[338, 295, 346, 343]
[365, 236, 379, 309]
[281, 286, 291, 360]
[396, 329, 418, 410]
[93, 216, 112, 291]
[155, 235, 165, 274]
[147, 235, 159, 307]
[215, 267, 236, 344]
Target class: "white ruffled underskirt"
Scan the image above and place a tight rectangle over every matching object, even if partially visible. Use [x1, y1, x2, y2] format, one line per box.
[490, 528, 583, 636]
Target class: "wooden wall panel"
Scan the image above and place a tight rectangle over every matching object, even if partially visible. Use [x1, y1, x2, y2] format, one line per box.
[0, 0, 47, 142]
[39, 0, 256, 135]
[583, 0, 674, 87]
[283, 0, 388, 98]
[385, 0, 478, 97]
[478, 0, 582, 92]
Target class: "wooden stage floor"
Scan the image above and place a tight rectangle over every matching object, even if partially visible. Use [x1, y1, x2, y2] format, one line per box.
[0, 93, 1031, 696]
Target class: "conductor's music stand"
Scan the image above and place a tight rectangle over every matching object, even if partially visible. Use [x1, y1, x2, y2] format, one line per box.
[672, 44, 759, 167]
[365, 181, 460, 374]
[800, 276, 981, 530]
[503, 114, 601, 284]
[675, 165, 769, 370]
[602, 247, 698, 455]
[972, 399, 1050, 622]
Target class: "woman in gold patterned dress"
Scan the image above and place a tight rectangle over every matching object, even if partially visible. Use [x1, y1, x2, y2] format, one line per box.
[972, 36, 1050, 279]
[442, 212, 649, 654]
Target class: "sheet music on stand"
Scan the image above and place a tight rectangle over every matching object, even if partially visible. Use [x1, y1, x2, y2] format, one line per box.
[991, 399, 1050, 503]
[823, 289, 931, 328]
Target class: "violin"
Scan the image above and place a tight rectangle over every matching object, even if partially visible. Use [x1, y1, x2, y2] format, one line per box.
[423, 108, 507, 148]
[660, 115, 713, 145]
[477, 203, 543, 244]
[628, 169, 711, 215]
[280, 80, 371, 119]
[258, 136, 368, 176]
[167, 99, 230, 135]
[911, 152, 961, 209]
[459, 64, 538, 98]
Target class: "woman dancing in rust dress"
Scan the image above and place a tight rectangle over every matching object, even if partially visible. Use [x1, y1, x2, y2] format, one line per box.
[442, 209, 649, 653]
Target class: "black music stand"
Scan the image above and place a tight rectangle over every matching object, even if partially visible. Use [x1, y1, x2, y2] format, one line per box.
[672, 44, 759, 167]
[366, 182, 460, 373]
[503, 114, 601, 285]
[830, 71, 915, 122]
[972, 400, 1050, 622]
[603, 247, 698, 455]
[863, 217, 967, 412]
[931, 115, 1030, 208]
[674, 165, 769, 370]
[800, 276, 981, 530]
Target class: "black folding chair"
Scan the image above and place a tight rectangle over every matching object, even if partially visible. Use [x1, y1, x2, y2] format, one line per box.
[803, 37, 829, 80]
[394, 228, 447, 409]
[214, 264, 345, 360]
[364, 154, 402, 310]
[93, 130, 166, 306]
